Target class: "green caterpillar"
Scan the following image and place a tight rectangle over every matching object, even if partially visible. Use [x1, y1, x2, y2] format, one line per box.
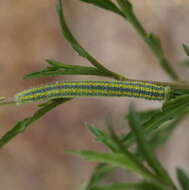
[14, 80, 171, 104]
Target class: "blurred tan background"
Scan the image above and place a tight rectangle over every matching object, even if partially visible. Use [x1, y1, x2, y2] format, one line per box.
[0, 0, 189, 189]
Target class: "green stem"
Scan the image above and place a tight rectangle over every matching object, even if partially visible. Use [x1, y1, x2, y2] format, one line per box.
[107, 123, 168, 187]
[56, 0, 126, 81]
[0, 98, 72, 148]
[0, 100, 17, 106]
[116, 0, 180, 81]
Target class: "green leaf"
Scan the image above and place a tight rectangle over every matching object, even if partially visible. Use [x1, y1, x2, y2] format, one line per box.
[146, 33, 162, 56]
[90, 181, 167, 190]
[80, 0, 124, 17]
[144, 94, 189, 132]
[0, 98, 71, 148]
[128, 104, 173, 186]
[56, 0, 90, 59]
[148, 110, 188, 150]
[116, 0, 132, 11]
[68, 150, 157, 180]
[25, 69, 105, 78]
[123, 95, 189, 148]
[125, 109, 161, 125]
[56, 0, 125, 81]
[84, 164, 113, 189]
[183, 44, 189, 56]
[122, 109, 161, 145]
[116, 0, 179, 80]
[90, 183, 138, 190]
[133, 109, 161, 124]
[135, 181, 166, 190]
[177, 168, 189, 190]
[86, 124, 118, 152]
[25, 60, 112, 79]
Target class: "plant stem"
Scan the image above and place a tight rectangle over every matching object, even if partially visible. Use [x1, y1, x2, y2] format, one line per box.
[116, 0, 180, 81]
[0, 98, 72, 148]
[56, 0, 126, 81]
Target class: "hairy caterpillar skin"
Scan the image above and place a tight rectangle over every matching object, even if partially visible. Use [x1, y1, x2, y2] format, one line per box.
[15, 80, 167, 104]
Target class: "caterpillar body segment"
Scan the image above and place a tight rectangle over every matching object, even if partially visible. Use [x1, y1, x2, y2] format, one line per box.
[15, 80, 167, 104]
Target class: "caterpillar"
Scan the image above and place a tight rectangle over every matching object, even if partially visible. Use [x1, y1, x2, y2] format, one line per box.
[14, 80, 170, 104]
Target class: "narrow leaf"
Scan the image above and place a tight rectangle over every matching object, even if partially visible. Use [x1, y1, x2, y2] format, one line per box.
[122, 109, 161, 144]
[86, 124, 118, 152]
[46, 59, 103, 71]
[144, 94, 189, 132]
[128, 109, 161, 125]
[90, 183, 138, 190]
[25, 68, 108, 78]
[177, 168, 189, 190]
[149, 110, 188, 150]
[56, 0, 125, 81]
[68, 150, 157, 180]
[25, 60, 111, 79]
[116, 0, 179, 80]
[183, 44, 189, 56]
[123, 95, 189, 148]
[128, 104, 173, 186]
[146, 33, 162, 55]
[135, 181, 166, 190]
[91, 181, 166, 190]
[84, 164, 113, 189]
[80, 0, 124, 17]
[0, 98, 71, 148]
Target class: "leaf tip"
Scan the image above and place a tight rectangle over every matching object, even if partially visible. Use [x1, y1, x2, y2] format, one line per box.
[182, 43, 189, 56]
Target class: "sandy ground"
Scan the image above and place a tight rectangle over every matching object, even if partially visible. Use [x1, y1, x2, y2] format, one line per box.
[0, 0, 189, 189]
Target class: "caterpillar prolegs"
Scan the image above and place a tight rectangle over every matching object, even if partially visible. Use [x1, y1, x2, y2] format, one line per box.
[15, 80, 170, 104]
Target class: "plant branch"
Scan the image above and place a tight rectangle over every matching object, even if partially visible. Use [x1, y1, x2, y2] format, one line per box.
[0, 98, 72, 148]
[56, 0, 126, 81]
[116, 0, 179, 81]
